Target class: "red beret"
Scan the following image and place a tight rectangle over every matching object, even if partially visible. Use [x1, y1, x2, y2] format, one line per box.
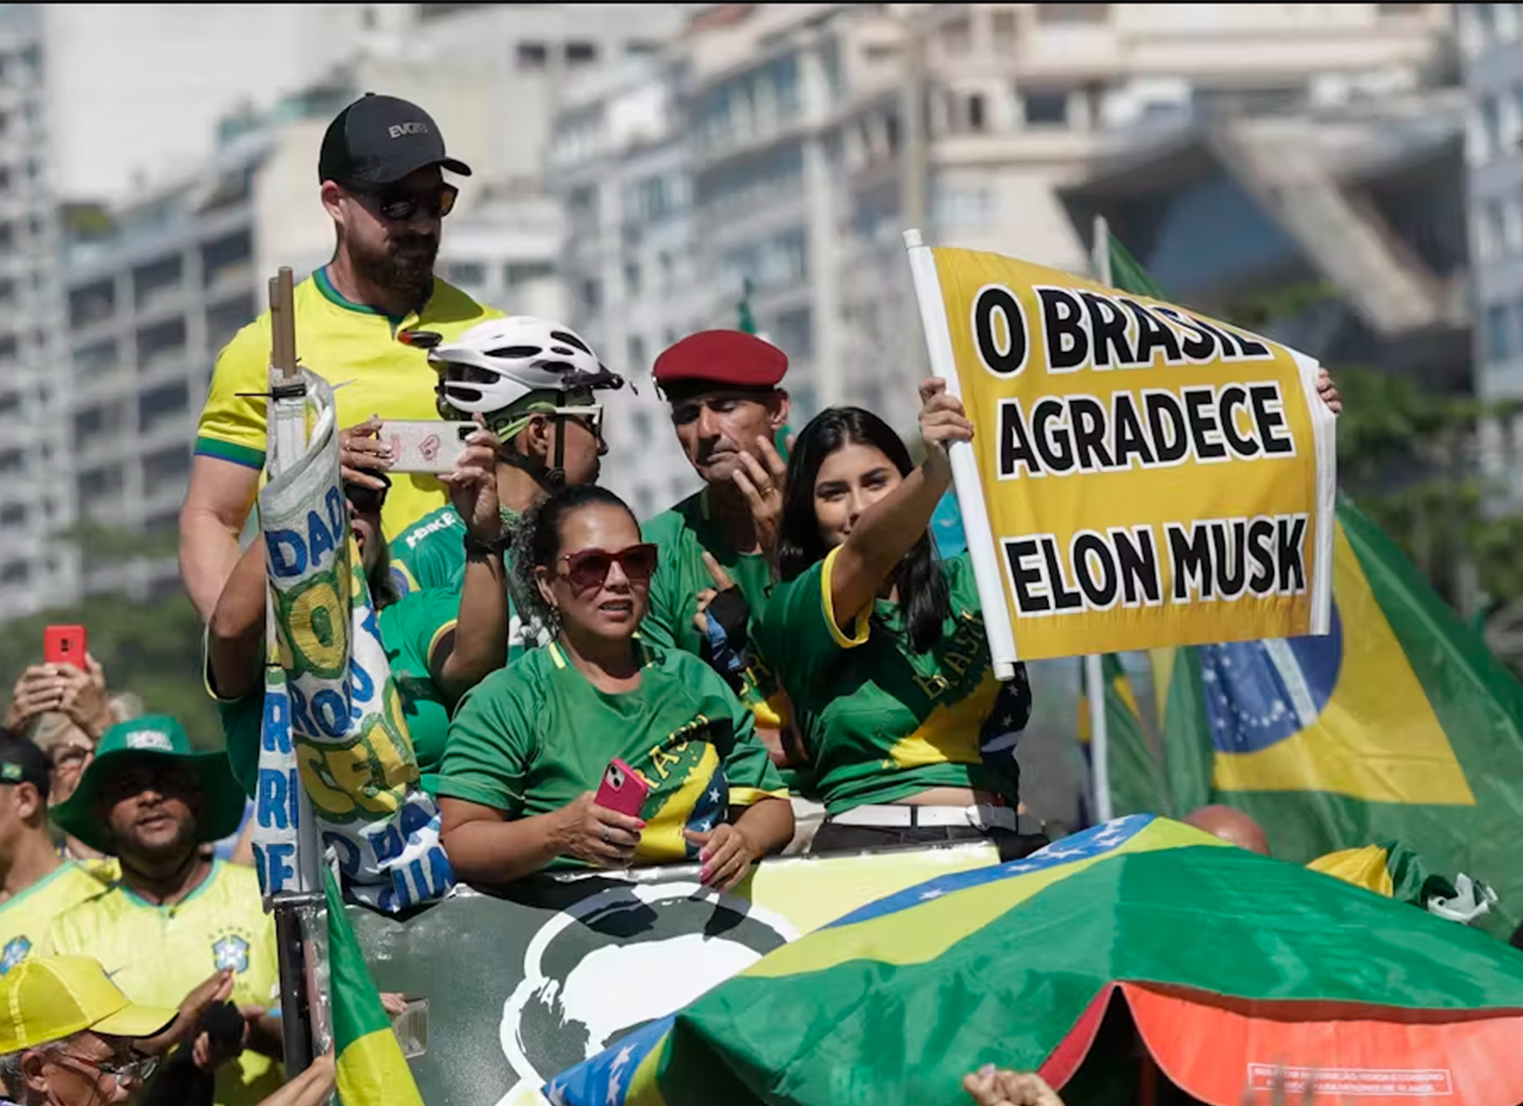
[652, 330, 788, 393]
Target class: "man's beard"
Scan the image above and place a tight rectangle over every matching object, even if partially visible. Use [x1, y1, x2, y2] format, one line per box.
[118, 814, 198, 868]
[351, 232, 438, 302]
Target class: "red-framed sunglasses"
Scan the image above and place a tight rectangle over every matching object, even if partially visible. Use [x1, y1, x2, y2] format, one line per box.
[557, 543, 658, 591]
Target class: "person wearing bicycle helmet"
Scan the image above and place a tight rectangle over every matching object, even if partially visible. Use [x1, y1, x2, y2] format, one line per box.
[386, 316, 626, 661]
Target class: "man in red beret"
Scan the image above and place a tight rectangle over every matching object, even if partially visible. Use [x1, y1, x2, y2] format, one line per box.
[640, 330, 802, 772]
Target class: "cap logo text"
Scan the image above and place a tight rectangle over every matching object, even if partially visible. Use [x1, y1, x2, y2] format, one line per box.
[125, 730, 174, 752]
[389, 122, 429, 139]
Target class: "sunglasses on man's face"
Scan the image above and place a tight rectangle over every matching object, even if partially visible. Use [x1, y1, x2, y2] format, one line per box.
[352, 181, 458, 222]
[558, 543, 659, 592]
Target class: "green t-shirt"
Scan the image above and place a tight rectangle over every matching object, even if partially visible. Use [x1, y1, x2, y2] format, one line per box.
[436, 639, 787, 869]
[756, 546, 1023, 815]
[389, 505, 466, 595]
[217, 588, 461, 796]
[388, 504, 548, 663]
[640, 489, 786, 733]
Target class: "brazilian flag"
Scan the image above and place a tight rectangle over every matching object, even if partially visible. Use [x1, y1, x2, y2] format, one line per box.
[325, 873, 423, 1106]
[1103, 234, 1523, 938]
[545, 816, 1523, 1106]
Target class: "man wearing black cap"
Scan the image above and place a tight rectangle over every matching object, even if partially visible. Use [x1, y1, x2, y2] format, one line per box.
[642, 331, 803, 771]
[180, 92, 502, 622]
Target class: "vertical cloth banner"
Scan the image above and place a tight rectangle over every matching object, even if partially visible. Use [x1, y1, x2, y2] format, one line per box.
[253, 367, 453, 913]
[902, 232, 1337, 664]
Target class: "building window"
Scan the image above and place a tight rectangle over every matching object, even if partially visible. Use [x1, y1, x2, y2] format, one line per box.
[0, 390, 17, 418]
[1481, 95, 1503, 162]
[0, 450, 23, 475]
[206, 292, 257, 350]
[1480, 198, 1507, 261]
[447, 260, 486, 287]
[566, 41, 598, 65]
[623, 261, 642, 297]
[138, 380, 189, 430]
[772, 307, 814, 359]
[581, 279, 602, 312]
[516, 42, 549, 69]
[626, 335, 647, 371]
[0, 503, 25, 528]
[143, 445, 191, 483]
[965, 93, 987, 132]
[0, 333, 15, 363]
[1486, 302, 1514, 363]
[0, 562, 28, 586]
[658, 251, 675, 292]
[1022, 88, 1071, 127]
[625, 40, 660, 58]
[992, 8, 1018, 48]
[505, 261, 554, 288]
[1036, 3, 1109, 23]
[631, 409, 653, 445]
[941, 16, 972, 54]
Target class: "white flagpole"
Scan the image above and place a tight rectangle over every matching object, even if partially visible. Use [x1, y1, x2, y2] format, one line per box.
[902, 228, 1019, 680]
[1087, 216, 1114, 824]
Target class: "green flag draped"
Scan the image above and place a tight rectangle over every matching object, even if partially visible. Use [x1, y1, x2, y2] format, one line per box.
[1102, 234, 1523, 938]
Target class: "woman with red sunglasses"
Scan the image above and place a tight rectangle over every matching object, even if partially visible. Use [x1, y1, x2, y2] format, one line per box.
[436, 486, 794, 889]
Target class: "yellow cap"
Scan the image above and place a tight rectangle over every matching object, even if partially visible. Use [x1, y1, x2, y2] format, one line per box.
[0, 956, 177, 1052]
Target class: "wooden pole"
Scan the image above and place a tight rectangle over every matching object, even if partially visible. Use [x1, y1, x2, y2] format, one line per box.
[269, 267, 297, 378]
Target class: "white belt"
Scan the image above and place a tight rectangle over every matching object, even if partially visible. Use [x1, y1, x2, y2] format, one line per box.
[829, 803, 1017, 831]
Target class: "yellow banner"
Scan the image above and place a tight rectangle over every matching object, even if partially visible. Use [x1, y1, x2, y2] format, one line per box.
[925, 246, 1335, 661]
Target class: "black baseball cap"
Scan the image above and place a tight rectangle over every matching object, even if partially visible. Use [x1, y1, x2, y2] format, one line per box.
[0, 734, 51, 801]
[319, 93, 472, 187]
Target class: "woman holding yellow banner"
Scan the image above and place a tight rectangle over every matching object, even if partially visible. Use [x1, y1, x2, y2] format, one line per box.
[758, 381, 1043, 860]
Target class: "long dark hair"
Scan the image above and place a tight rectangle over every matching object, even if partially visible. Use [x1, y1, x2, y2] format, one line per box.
[514, 484, 639, 626]
[777, 406, 951, 654]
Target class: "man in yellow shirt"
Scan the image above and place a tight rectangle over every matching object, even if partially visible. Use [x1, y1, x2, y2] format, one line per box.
[178, 91, 502, 620]
[42, 716, 281, 1106]
[0, 734, 113, 977]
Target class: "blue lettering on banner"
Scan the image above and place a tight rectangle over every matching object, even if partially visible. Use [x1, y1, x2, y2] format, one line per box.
[358, 599, 382, 645]
[306, 509, 335, 567]
[255, 843, 297, 892]
[262, 689, 292, 755]
[372, 823, 405, 866]
[324, 485, 345, 543]
[347, 656, 374, 706]
[428, 846, 454, 896]
[325, 831, 360, 877]
[257, 768, 290, 830]
[266, 531, 307, 578]
[288, 684, 316, 738]
[311, 689, 350, 738]
[399, 802, 432, 841]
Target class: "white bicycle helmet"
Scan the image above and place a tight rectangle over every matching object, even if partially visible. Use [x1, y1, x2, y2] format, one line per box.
[429, 316, 624, 419]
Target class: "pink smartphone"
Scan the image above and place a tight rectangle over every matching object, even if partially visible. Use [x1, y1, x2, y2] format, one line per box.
[594, 759, 650, 819]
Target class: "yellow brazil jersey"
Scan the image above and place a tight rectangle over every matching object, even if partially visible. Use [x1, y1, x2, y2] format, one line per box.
[0, 859, 116, 976]
[194, 267, 502, 542]
[41, 861, 282, 1106]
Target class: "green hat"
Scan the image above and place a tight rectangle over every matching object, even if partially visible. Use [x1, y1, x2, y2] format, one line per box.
[51, 715, 247, 856]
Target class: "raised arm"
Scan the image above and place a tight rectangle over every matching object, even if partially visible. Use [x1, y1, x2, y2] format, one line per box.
[180, 455, 261, 621]
[827, 378, 973, 631]
[206, 538, 268, 702]
[431, 428, 509, 700]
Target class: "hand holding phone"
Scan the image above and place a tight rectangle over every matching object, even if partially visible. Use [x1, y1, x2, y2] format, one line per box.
[594, 759, 651, 820]
[44, 625, 88, 671]
[383, 420, 476, 475]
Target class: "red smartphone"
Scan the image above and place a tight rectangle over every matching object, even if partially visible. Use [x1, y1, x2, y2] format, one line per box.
[44, 625, 87, 671]
[593, 759, 650, 819]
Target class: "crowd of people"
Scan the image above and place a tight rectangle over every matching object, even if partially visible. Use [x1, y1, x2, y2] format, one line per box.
[0, 91, 1349, 1105]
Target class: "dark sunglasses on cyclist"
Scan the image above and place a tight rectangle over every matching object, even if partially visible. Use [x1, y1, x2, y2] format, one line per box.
[351, 181, 458, 222]
[557, 543, 658, 592]
[344, 472, 392, 515]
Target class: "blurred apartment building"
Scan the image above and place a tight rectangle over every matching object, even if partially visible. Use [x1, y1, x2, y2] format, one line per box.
[1461, 3, 1523, 504]
[552, 1, 1460, 475]
[5, 2, 687, 613]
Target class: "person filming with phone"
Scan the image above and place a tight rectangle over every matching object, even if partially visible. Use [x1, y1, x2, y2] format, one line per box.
[436, 485, 794, 890]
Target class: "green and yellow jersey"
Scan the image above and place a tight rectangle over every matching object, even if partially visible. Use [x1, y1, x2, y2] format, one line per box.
[640, 489, 788, 735]
[42, 861, 282, 1106]
[437, 640, 786, 869]
[0, 859, 115, 975]
[757, 547, 1024, 816]
[194, 267, 501, 542]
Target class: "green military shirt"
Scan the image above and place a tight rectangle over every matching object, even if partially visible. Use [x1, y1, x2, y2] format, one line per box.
[217, 588, 462, 795]
[437, 639, 787, 869]
[756, 546, 1023, 816]
[640, 489, 787, 733]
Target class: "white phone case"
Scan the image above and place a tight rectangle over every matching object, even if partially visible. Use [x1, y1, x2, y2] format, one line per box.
[383, 420, 475, 475]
